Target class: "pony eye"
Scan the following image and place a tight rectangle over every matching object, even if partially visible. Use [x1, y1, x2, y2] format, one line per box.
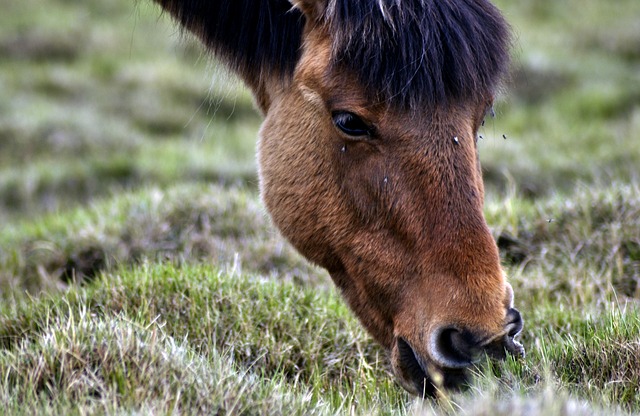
[332, 111, 373, 137]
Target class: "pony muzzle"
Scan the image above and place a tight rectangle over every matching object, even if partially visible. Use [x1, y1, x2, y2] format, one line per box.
[392, 310, 525, 396]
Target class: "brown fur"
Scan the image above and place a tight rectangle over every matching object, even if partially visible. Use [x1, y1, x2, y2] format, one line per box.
[154, 0, 523, 396]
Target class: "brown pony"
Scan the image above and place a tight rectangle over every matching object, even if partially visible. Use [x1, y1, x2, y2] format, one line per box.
[152, 0, 524, 396]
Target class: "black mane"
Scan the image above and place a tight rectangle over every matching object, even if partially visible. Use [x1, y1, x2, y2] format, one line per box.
[153, 0, 304, 81]
[325, 0, 511, 108]
[154, 0, 510, 109]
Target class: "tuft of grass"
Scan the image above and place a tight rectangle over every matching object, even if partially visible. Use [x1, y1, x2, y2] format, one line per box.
[0, 262, 404, 414]
[487, 181, 640, 307]
[0, 311, 341, 415]
[1, 261, 639, 414]
[416, 385, 627, 416]
[0, 183, 328, 297]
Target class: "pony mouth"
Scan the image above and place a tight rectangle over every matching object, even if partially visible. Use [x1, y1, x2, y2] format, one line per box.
[393, 309, 525, 396]
[480, 332, 525, 359]
[394, 337, 467, 396]
[478, 308, 525, 358]
[396, 337, 433, 395]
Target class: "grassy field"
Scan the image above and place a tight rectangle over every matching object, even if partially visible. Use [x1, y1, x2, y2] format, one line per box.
[1, 0, 639, 414]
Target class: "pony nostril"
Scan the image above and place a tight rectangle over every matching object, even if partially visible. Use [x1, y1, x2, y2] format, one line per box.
[432, 327, 479, 368]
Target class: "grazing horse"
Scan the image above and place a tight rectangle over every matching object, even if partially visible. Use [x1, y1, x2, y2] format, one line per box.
[152, 0, 524, 396]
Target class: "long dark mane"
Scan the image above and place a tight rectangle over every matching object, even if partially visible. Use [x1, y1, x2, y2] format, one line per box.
[154, 0, 510, 108]
[327, 0, 511, 108]
[153, 0, 305, 81]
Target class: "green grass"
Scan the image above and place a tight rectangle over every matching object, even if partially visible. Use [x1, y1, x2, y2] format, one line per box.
[482, 0, 640, 197]
[0, 256, 638, 414]
[1, 0, 640, 414]
[0, 184, 327, 296]
[0, 263, 400, 414]
[1, 182, 639, 414]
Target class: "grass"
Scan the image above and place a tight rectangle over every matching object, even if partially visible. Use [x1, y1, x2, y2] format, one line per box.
[0, 251, 638, 414]
[0, 184, 327, 296]
[481, 0, 640, 197]
[1, 182, 639, 414]
[0, 263, 399, 414]
[1, 0, 639, 414]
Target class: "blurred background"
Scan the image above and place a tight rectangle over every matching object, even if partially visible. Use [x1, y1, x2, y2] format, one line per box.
[0, 0, 261, 223]
[0, 0, 639, 293]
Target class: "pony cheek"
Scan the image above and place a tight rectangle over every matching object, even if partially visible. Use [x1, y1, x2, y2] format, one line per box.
[256, 105, 348, 267]
[336, 151, 399, 226]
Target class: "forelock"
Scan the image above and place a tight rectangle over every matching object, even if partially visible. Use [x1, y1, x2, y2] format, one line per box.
[323, 0, 511, 109]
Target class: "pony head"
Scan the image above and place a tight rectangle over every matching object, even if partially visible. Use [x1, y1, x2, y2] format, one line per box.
[154, 0, 524, 395]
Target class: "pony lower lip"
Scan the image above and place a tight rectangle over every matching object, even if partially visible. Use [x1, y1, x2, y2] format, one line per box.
[508, 338, 526, 357]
